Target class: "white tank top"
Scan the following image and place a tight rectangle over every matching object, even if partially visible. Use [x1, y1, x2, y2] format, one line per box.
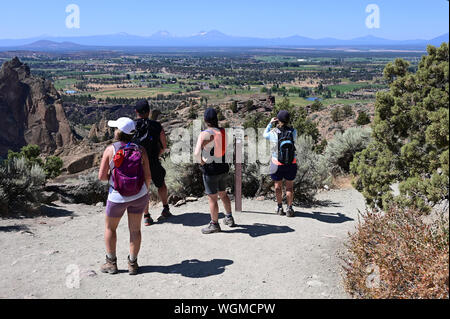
[107, 142, 148, 204]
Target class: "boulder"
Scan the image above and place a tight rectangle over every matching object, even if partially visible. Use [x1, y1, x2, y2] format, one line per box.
[66, 153, 100, 174]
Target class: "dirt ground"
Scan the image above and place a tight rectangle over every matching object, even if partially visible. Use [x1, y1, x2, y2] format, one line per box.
[0, 188, 366, 299]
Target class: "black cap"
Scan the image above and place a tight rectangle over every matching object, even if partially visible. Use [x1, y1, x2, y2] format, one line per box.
[135, 100, 150, 114]
[277, 110, 290, 123]
[204, 108, 218, 123]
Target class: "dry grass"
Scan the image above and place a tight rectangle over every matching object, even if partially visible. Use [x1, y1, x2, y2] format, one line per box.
[343, 207, 449, 299]
[330, 174, 354, 190]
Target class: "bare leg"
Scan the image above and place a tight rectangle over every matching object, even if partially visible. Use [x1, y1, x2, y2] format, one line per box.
[285, 180, 294, 206]
[208, 194, 219, 223]
[127, 212, 143, 258]
[218, 191, 232, 214]
[144, 202, 150, 215]
[105, 216, 122, 256]
[158, 182, 169, 206]
[274, 181, 283, 205]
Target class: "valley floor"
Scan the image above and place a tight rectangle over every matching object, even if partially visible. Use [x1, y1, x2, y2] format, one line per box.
[0, 188, 365, 299]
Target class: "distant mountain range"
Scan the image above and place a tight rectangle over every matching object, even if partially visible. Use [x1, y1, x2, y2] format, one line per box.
[0, 30, 448, 50]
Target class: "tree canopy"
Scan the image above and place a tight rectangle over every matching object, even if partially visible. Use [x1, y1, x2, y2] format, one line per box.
[351, 43, 449, 212]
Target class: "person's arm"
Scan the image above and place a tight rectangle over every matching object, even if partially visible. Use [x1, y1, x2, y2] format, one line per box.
[194, 131, 214, 165]
[263, 117, 278, 140]
[98, 146, 113, 181]
[194, 132, 205, 164]
[159, 129, 167, 157]
[140, 147, 152, 189]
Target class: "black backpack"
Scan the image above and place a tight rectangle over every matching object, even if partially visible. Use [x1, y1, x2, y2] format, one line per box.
[133, 119, 162, 161]
[277, 127, 296, 165]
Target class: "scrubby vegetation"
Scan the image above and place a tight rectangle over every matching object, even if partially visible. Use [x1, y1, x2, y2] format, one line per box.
[0, 145, 64, 215]
[0, 157, 46, 216]
[324, 127, 372, 176]
[345, 43, 449, 299]
[344, 207, 449, 299]
[6, 145, 63, 179]
[351, 43, 449, 213]
[293, 135, 330, 202]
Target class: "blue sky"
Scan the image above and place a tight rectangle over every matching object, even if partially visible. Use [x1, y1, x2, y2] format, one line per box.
[0, 0, 448, 39]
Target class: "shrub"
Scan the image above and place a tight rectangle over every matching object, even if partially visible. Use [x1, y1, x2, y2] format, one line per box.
[310, 99, 323, 112]
[293, 135, 330, 202]
[343, 206, 449, 299]
[228, 163, 262, 198]
[314, 138, 328, 155]
[245, 100, 254, 111]
[331, 107, 342, 122]
[342, 105, 354, 118]
[356, 111, 371, 126]
[166, 162, 205, 198]
[324, 127, 372, 175]
[0, 157, 46, 216]
[188, 106, 198, 119]
[351, 43, 449, 213]
[6, 145, 63, 179]
[44, 156, 64, 179]
[230, 101, 238, 113]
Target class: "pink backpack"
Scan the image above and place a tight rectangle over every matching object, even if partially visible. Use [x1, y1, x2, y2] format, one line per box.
[110, 142, 145, 196]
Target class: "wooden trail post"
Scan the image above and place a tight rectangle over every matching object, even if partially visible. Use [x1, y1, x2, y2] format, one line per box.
[234, 127, 243, 213]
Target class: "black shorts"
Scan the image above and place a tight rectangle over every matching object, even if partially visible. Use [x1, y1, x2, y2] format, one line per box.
[270, 163, 298, 181]
[203, 173, 228, 195]
[149, 160, 166, 189]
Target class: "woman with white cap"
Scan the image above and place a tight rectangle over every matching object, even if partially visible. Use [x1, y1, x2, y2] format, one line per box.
[98, 117, 152, 275]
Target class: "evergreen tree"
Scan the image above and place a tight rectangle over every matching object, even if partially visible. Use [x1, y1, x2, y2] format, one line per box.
[351, 43, 449, 212]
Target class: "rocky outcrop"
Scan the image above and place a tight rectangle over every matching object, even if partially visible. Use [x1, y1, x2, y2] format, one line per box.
[0, 57, 75, 156]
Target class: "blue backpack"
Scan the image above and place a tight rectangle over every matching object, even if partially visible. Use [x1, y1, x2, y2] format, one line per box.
[277, 127, 296, 165]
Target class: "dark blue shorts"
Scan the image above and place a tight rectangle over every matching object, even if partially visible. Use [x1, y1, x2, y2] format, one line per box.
[270, 163, 298, 181]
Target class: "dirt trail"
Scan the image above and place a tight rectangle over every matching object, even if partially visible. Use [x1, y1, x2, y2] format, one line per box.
[0, 188, 365, 299]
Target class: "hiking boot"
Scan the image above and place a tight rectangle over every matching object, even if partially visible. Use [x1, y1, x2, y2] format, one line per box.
[128, 256, 139, 276]
[100, 256, 118, 275]
[157, 206, 173, 221]
[202, 221, 221, 234]
[144, 214, 154, 226]
[223, 215, 236, 227]
[286, 206, 295, 217]
[277, 206, 286, 216]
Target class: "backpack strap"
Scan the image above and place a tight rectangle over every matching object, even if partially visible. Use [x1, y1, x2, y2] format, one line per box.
[109, 142, 125, 171]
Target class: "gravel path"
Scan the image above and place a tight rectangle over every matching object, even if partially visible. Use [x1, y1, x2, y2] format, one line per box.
[0, 188, 365, 299]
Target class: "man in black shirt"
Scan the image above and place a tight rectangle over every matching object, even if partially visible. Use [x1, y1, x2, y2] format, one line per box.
[133, 100, 172, 225]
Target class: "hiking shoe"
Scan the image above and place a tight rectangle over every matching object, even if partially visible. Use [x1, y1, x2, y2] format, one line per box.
[223, 215, 236, 227]
[286, 206, 295, 217]
[157, 207, 173, 221]
[100, 256, 118, 275]
[128, 256, 139, 276]
[144, 214, 154, 226]
[202, 221, 221, 234]
[277, 207, 286, 216]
